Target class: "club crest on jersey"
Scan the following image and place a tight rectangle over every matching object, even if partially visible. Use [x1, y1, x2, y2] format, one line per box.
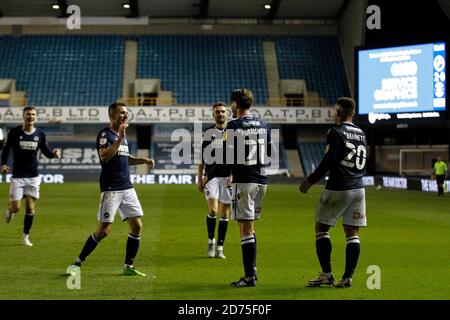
[99, 137, 107, 145]
[33, 136, 39, 142]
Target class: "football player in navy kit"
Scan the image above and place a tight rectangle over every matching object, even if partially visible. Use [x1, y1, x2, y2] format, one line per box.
[300, 97, 367, 288]
[198, 102, 231, 259]
[1, 106, 61, 246]
[67, 102, 155, 277]
[202, 89, 271, 287]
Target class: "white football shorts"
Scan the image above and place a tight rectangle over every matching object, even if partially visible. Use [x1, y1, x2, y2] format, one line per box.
[97, 188, 144, 223]
[204, 177, 232, 204]
[231, 183, 267, 221]
[9, 177, 41, 201]
[316, 188, 367, 227]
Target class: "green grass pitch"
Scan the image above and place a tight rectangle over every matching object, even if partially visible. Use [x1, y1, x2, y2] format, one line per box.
[0, 183, 449, 300]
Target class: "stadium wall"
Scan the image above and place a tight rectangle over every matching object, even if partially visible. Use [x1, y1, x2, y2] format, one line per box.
[296, 125, 332, 143]
[0, 24, 338, 36]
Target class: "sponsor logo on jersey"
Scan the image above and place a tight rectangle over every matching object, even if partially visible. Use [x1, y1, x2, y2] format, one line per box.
[19, 140, 38, 150]
[117, 145, 129, 156]
[211, 139, 223, 148]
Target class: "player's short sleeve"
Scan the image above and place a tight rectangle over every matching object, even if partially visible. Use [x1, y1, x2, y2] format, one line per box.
[97, 131, 111, 149]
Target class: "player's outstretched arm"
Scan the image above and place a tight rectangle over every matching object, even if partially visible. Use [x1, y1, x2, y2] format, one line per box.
[127, 155, 155, 168]
[197, 163, 205, 192]
[53, 149, 61, 159]
[39, 133, 59, 159]
[299, 179, 311, 193]
[201, 175, 209, 189]
[301, 129, 340, 191]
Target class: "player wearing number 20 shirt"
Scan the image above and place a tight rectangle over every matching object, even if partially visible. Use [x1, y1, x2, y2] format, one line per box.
[299, 97, 367, 288]
[305, 99, 367, 230]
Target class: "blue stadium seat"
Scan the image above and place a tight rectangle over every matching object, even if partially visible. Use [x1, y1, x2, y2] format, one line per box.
[298, 142, 326, 176]
[0, 35, 349, 107]
[137, 35, 268, 105]
[0, 35, 124, 106]
[275, 36, 350, 104]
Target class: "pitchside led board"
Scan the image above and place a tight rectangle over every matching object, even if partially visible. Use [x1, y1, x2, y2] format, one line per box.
[358, 42, 446, 124]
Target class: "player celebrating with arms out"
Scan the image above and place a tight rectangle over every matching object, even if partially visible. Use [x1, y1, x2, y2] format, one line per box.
[198, 102, 231, 259]
[300, 97, 367, 288]
[67, 102, 155, 277]
[1, 106, 61, 247]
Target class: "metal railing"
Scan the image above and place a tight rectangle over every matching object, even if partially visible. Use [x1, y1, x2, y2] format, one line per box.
[117, 96, 331, 107]
[118, 97, 177, 106]
[1, 96, 330, 108]
[0, 96, 27, 107]
[267, 97, 330, 107]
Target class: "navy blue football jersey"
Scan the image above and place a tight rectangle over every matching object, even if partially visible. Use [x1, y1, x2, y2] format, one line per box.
[1, 126, 55, 178]
[96, 127, 133, 192]
[208, 115, 271, 185]
[308, 122, 367, 191]
[201, 125, 230, 178]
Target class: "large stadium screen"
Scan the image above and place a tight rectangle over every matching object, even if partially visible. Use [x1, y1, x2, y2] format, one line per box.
[358, 42, 446, 117]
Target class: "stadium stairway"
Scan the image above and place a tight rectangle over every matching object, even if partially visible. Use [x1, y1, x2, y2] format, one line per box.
[123, 40, 138, 98]
[262, 41, 281, 103]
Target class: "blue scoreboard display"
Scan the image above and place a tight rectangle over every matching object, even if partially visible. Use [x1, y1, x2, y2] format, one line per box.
[358, 42, 446, 119]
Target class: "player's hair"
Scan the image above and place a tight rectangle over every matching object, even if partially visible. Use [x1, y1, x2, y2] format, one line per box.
[336, 97, 356, 119]
[22, 106, 36, 114]
[108, 101, 127, 118]
[212, 102, 226, 110]
[230, 88, 253, 110]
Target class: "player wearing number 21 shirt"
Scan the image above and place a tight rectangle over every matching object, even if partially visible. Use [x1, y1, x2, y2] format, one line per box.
[202, 89, 271, 288]
[299, 97, 367, 289]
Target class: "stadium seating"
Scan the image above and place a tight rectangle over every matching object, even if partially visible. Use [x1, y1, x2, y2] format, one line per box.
[298, 142, 326, 176]
[0, 35, 124, 106]
[0, 35, 349, 106]
[137, 35, 268, 105]
[275, 36, 350, 105]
